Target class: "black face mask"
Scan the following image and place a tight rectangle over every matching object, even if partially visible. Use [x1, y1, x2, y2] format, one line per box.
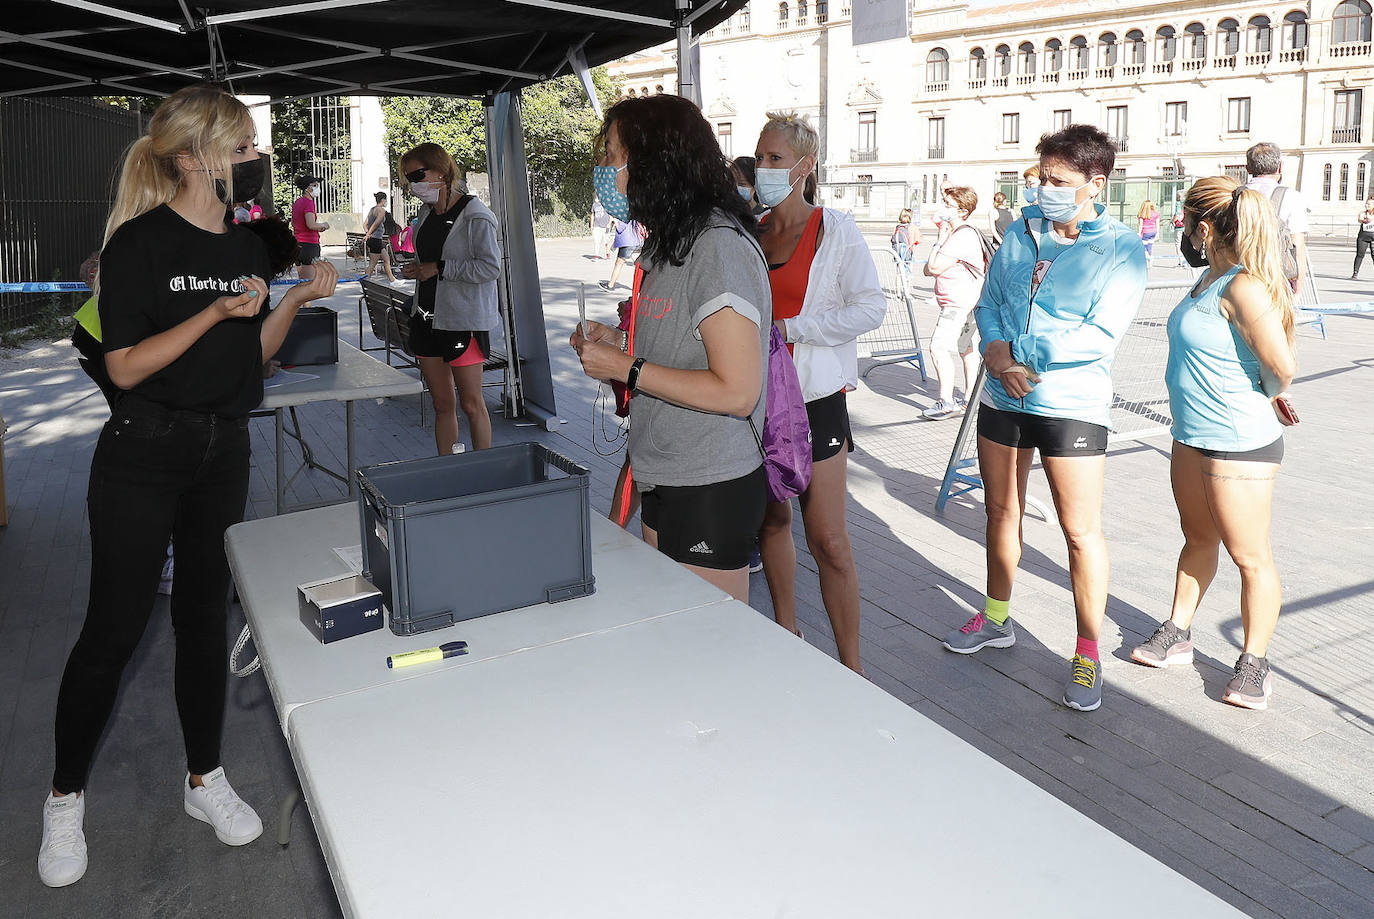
[215, 155, 266, 204]
[1180, 232, 1208, 268]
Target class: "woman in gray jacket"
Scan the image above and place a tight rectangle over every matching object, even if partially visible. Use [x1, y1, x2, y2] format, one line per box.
[399, 142, 502, 453]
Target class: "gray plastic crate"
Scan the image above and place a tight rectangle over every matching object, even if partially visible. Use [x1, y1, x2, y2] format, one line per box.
[357, 443, 595, 636]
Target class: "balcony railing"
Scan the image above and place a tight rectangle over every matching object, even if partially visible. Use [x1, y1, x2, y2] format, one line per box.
[1096, 66, 1115, 79]
[1181, 58, 1205, 72]
[1330, 41, 1372, 58]
[1333, 126, 1363, 144]
[1042, 71, 1060, 83]
[926, 81, 948, 93]
[991, 75, 1008, 87]
[1279, 48, 1306, 62]
[851, 147, 879, 162]
[1122, 63, 1144, 76]
[1246, 51, 1271, 66]
[1016, 73, 1036, 85]
[928, 145, 945, 160]
[1214, 54, 1237, 68]
[969, 78, 986, 90]
[1153, 60, 1174, 74]
[1112, 135, 1129, 153]
[1067, 68, 1087, 80]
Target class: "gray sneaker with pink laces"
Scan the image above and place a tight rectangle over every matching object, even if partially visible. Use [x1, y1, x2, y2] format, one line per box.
[942, 612, 1017, 654]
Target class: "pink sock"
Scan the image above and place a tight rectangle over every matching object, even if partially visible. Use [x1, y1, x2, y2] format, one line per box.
[1076, 636, 1099, 660]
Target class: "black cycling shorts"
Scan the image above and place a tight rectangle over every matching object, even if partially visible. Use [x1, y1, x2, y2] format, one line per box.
[807, 390, 855, 462]
[366, 237, 385, 254]
[977, 404, 1108, 457]
[640, 466, 767, 571]
[296, 241, 321, 266]
[1186, 437, 1284, 465]
[408, 310, 489, 366]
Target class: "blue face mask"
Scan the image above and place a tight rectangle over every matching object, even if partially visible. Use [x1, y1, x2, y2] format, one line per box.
[1023, 186, 1038, 204]
[737, 185, 753, 202]
[1036, 180, 1096, 223]
[593, 164, 629, 223]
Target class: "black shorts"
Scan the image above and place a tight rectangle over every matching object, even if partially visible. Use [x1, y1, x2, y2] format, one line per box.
[977, 404, 1108, 457]
[366, 237, 385, 254]
[617, 245, 641, 261]
[807, 390, 854, 462]
[408, 310, 490, 365]
[640, 466, 767, 570]
[1186, 437, 1284, 464]
[296, 241, 321, 265]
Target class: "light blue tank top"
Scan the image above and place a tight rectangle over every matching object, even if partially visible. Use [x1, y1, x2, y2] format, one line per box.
[1165, 264, 1282, 451]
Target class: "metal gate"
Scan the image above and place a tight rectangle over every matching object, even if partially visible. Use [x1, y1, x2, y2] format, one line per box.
[270, 96, 354, 215]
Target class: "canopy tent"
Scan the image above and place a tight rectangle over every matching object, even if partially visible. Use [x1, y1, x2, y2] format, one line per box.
[1, 0, 744, 424]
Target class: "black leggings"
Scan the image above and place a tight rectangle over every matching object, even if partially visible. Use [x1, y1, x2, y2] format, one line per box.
[1355, 233, 1374, 276]
[52, 396, 250, 794]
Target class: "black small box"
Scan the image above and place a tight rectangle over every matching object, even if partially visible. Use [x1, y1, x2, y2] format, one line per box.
[276, 306, 339, 366]
[298, 574, 385, 643]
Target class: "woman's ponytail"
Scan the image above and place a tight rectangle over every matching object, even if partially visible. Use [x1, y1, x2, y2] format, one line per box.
[1229, 187, 1295, 345]
[102, 135, 178, 250]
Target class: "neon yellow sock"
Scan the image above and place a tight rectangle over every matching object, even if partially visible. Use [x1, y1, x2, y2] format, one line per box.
[984, 596, 1010, 626]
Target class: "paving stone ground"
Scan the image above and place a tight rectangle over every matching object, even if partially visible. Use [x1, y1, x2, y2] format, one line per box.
[1, 235, 1370, 918]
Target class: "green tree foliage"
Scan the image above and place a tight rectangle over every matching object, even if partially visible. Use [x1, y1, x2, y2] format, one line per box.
[379, 68, 612, 233]
[270, 97, 352, 214]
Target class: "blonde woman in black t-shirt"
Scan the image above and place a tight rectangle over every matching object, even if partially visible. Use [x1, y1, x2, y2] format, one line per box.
[37, 84, 338, 889]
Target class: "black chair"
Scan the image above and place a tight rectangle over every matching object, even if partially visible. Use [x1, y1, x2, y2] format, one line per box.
[359, 279, 426, 424]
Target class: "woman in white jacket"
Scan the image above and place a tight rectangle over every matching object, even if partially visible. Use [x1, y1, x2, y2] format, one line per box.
[754, 112, 886, 673]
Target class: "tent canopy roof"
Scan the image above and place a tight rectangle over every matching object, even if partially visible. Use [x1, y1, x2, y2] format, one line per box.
[2, 0, 743, 101]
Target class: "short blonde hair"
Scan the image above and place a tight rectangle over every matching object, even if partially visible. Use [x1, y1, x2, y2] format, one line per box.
[1023, 164, 1040, 180]
[944, 185, 978, 217]
[759, 110, 819, 203]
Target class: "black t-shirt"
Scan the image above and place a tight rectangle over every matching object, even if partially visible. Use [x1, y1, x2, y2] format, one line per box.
[99, 204, 272, 417]
[414, 196, 472, 314]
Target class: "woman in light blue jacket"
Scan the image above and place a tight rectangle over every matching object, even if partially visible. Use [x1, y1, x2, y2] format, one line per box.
[941, 125, 1146, 715]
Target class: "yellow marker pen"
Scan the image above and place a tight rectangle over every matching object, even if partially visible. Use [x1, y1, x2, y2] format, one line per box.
[387, 640, 468, 669]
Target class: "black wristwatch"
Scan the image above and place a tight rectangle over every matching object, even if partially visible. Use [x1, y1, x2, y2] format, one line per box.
[626, 357, 647, 393]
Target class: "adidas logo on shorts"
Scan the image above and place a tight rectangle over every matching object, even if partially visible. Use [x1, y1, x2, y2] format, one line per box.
[688, 541, 712, 554]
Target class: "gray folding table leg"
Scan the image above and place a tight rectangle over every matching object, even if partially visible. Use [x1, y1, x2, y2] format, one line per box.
[346, 400, 356, 499]
[277, 788, 301, 846]
[274, 408, 286, 515]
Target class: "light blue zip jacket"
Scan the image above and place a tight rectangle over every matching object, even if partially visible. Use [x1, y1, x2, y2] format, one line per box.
[975, 202, 1147, 428]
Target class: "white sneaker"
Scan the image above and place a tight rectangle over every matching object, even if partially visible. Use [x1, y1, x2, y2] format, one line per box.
[38, 791, 88, 888]
[183, 767, 263, 846]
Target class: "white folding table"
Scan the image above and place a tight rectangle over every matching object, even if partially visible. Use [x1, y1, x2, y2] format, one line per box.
[226, 504, 1246, 919]
[257, 341, 422, 515]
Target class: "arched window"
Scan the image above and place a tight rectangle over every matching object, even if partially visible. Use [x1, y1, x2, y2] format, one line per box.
[969, 46, 987, 80]
[1045, 38, 1063, 71]
[1323, 163, 1332, 201]
[778, 2, 789, 27]
[1126, 29, 1146, 64]
[1098, 32, 1118, 67]
[1284, 11, 1308, 49]
[994, 43, 1011, 76]
[1218, 18, 1240, 56]
[1184, 23, 1206, 59]
[1340, 163, 1350, 199]
[1248, 15, 1272, 53]
[798, 0, 808, 22]
[816, 0, 827, 25]
[1358, 161, 1368, 200]
[1019, 41, 1037, 73]
[1333, 0, 1373, 44]
[926, 47, 950, 84]
[1070, 35, 1089, 70]
[1155, 25, 1177, 61]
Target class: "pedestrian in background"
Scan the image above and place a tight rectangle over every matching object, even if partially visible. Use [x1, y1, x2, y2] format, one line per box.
[1139, 199, 1159, 267]
[290, 174, 329, 280]
[590, 197, 612, 259]
[922, 186, 985, 421]
[1353, 197, 1374, 280]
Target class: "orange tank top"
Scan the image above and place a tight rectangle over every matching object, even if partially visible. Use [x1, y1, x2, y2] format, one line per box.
[768, 208, 823, 321]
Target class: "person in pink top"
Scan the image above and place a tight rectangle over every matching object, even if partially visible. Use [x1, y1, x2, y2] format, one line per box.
[290, 175, 329, 280]
[1138, 199, 1159, 267]
[921, 185, 986, 420]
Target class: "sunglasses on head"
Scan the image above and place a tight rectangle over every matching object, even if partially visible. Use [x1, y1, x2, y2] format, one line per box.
[404, 167, 428, 184]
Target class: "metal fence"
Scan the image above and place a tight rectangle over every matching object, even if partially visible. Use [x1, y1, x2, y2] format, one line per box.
[0, 97, 140, 332]
[936, 280, 1191, 514]
[859, 246, 926, 381]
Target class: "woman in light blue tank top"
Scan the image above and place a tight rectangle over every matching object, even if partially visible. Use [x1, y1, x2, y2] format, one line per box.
[1130, 177, 1298, 712]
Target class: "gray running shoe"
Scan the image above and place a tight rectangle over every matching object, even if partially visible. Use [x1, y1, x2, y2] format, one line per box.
[942, 612, 1016, 654]
[1130, 620, 1194, 668]
[1222, 653, 1272, 710]
[1063, 654, 1103, 711]
[923, 400, 961, 421]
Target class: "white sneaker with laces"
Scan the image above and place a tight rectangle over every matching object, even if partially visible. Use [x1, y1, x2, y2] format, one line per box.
[38, 791, 88, 888]
[184, 767, 263, 846]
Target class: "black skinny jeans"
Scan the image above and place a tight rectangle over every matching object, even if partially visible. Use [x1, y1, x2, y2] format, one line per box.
[52, 395, 250, 794]
[1355, 233, 1374, 276]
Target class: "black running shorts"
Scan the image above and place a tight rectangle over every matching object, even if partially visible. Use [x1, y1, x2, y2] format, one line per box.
[639, 466, 767, 570]
[977, 404, 1108, 457]
[807, 390, 855, 462]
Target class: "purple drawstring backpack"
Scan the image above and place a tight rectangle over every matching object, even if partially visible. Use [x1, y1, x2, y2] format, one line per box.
[749, 324, 812, 502]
